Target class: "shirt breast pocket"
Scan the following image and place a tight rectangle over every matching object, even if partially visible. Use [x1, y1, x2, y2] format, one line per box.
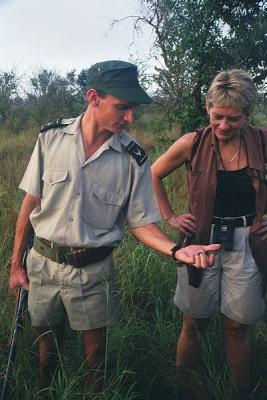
[42, 169, 68, 209]
[83, 183, 124, 230]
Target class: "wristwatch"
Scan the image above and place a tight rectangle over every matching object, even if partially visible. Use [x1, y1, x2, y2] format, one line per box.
[170, 243, 181, 261]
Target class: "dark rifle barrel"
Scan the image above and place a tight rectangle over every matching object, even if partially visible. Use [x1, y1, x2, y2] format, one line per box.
[0, 271, 28, 399]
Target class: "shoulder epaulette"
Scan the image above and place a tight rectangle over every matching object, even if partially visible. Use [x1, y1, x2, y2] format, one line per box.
[40, 118, 73, 133]
[124, 140, 148, 166]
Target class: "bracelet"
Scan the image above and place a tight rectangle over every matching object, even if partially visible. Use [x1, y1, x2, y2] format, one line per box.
[170, 243, 181, 261]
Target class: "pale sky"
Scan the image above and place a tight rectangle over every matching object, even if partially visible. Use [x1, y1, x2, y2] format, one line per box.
[0, 0, 155, 75]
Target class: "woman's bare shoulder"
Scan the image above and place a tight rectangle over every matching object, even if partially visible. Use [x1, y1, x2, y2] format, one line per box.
[167, 131, 197, 156]
[152, 131, 198, 176]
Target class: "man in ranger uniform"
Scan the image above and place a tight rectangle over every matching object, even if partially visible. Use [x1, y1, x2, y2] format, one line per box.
[9, 60, 219, 391]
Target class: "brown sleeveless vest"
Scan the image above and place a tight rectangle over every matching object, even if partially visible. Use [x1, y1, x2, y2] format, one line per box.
[184, 124, 267, 289]
[186, 124, 267, 245]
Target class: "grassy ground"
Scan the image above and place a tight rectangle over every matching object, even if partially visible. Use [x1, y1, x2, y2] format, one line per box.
[0, 119, 266, 400]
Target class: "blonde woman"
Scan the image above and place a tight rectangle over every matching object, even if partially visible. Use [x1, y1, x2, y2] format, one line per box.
[152, 70, 267, 400]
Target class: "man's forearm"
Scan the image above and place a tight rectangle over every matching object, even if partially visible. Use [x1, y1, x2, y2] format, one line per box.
[130, 223, 221, 268]
[130, 223, 174, 256]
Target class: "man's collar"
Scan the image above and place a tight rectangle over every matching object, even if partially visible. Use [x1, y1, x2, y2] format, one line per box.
[63, 116, 130, 153]
[63, 114, 84, 135]
[108, 132, 126, 152]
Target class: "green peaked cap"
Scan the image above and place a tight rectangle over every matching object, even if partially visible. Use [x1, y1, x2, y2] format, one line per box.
[86, 60, 152, 104]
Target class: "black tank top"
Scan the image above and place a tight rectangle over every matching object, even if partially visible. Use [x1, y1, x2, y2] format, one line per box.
[213, 168, 256, 217]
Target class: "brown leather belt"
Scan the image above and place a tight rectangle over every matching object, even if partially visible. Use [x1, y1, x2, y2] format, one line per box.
[33, 236, 114, 268]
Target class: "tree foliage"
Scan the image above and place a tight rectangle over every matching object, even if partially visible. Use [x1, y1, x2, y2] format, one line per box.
[0, 70, 18, 121]
[26, 69, 84, 125]
[131, 0, 267, 130]
[0, 68, 88, 133]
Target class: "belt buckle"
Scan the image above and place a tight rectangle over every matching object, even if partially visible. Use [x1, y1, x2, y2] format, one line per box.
[68, 249, 82, 268]
[57, 249, 66, 264]
[221, 224, 228, 232]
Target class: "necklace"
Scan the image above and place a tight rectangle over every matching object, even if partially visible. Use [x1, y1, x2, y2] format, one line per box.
[218, 135, 242, 170]
[224, 145, 242, 164]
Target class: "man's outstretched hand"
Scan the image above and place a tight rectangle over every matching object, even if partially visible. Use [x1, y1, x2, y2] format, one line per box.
[175, 244, 221, 268]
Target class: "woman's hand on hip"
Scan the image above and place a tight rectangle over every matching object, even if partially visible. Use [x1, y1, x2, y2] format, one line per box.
[254, 218, 267, 241]
[166, 213, 196, 235]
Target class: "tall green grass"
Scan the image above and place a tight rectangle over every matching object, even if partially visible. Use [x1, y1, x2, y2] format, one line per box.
[0, 121, 266, 400]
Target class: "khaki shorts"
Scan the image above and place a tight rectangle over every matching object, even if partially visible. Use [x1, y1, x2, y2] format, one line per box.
[174, 227, 265, 324]
[26, 248, 120, 330]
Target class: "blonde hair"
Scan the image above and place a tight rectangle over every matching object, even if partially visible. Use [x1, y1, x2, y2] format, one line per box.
[206, 69, 257, 115]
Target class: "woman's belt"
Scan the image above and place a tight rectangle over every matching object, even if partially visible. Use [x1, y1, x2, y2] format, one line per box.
[33, 236, 114, 268]
[212, 213, 255, 227]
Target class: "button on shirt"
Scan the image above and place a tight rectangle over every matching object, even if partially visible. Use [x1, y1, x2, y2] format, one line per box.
[19, 115, 160, 247]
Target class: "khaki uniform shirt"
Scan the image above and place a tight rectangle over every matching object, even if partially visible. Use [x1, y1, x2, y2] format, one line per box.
[20, 115, 160, 247]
